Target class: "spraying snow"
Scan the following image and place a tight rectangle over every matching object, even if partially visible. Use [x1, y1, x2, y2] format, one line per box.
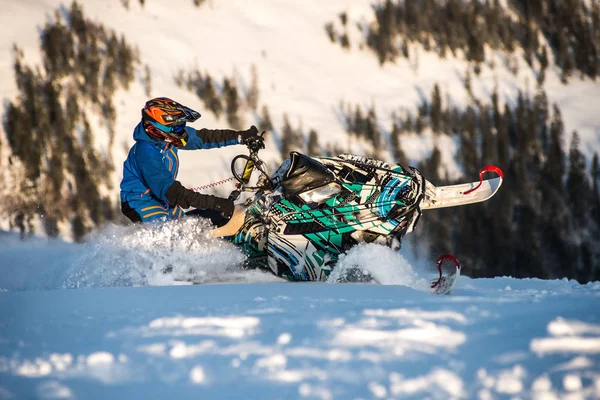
[1, 223, 447, 292]
[328, 243, 432, 291]
[0, 219, 271, 291]
[65, 218, 250, 288]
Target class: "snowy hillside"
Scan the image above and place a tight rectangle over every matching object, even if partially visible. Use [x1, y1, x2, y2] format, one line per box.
[2, 0, 600, 193]
[0, 230, 599, 399]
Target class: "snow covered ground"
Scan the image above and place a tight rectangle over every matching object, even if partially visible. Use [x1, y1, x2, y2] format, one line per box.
[1, 225, 599, 399]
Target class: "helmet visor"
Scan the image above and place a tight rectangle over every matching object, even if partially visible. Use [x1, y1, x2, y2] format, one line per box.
[147, 120, 187, 139]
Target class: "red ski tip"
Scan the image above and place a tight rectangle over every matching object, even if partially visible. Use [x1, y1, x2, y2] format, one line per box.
[463, 165, 504, 195]
[431, 254, 461, 289]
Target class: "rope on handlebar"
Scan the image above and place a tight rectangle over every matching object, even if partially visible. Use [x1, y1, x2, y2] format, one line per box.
[190, 176, 237, 192]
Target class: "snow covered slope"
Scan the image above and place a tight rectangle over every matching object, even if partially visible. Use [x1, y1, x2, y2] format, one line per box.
[0, 229, 599, 399]
[2, 0, 600, 193]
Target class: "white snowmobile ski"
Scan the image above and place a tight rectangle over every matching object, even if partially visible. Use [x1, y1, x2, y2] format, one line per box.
[421, 166, 503, 210]
[430, 254, 461, 295]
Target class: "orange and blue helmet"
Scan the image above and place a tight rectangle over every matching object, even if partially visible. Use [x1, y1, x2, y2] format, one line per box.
[141, 97, 201, 146]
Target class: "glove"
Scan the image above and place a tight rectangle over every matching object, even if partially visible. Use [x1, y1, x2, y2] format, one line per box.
[239, 125, 259, 143]
[213, 196, 235, 219]
[239, 125, 265, 151]
[166, 181, 234, 219]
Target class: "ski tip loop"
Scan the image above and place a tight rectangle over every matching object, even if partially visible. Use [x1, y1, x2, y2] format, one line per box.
[431, 254, 461, 289]
[463, 165, 504, 195]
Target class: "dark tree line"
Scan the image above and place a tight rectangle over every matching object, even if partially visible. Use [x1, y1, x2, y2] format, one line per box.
[178, 65, 325, 161]
[362, 82, 600, 283]
[3, 1, 139, 240]
[177, 68, 246, 129]
[328, 0, 599, 83]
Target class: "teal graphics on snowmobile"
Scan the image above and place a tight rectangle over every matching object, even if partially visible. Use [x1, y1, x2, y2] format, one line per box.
[231, 153, 423, 281]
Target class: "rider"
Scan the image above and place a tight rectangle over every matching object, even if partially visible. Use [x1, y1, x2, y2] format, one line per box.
[120, 97, 261, 225]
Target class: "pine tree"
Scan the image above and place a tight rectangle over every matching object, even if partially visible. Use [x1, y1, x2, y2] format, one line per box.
[341, 101, 353, 133]
[538, 45, 549, 85]
[174, 69, 185, 88]
[404, 114, 413, 133]
[504, 104, 516, 149]
[390, 121, 407, 166]
[460, 106, 479, 175]
[430, 83, 442, 133]
[293, 119, 305, 153]
[491, 103, 514, 262]
[591, 153, 600, 225]
[566, 131, 589, 227]
[116, 36, 135, 89]
[593, 152, 600, 198]
[247, 64, 259, 111]
[365, 105, 381, 152]
[538, 104, 570, 277]
[81, 35, 101, 103]
[375, 0, 397, 64]
[259, 104, 273, 133]
[353, 105, 365, 137]
[307, 129, 320, 156]
[340, 32, 350, 49]
[513, 91, 531, 194]
[533, 87, 549, 154]
[544, 105, 566, 189]
[223, 77, 243, 129]
[41, 13, 74, 78]
[325, 22, 336, 43]
[71, 215, 86, 242]
[143, 64, 152, 97]
[69, 1, 87, 41]
[102, 60, 116, 96]
[422, 146, 442, 180]
[339, 11, 348, 26]
[190, 70, 204, 98]
[5, 102, 38, 179]
[558, 28, 573, 83]
[464, 66, 473, 100]
[480, 105, 497, 165]
[280, 113, 294, 159]
[202, 75, 222, 119]
[496, 106, 510, 171]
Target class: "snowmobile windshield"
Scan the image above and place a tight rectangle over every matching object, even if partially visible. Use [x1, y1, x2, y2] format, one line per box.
[280, 152, 336, 197]
[298, 182, 341, 204]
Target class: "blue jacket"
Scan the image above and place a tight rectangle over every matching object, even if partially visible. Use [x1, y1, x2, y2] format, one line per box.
[120, 123, 240, 222]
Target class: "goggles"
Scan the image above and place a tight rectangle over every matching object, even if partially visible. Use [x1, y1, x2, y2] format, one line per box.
[147, 120, 187, 139]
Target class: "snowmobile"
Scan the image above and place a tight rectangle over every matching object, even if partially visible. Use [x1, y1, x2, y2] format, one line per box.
[210, 134, 503, 294]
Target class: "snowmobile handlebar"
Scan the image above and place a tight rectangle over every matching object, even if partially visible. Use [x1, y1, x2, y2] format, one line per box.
[230, 130, 272, 199]
[245, 132, 266, 154]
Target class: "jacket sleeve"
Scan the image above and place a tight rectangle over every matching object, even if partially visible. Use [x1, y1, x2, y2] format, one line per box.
[181, 126, 241, 150]
[134, 143, 174, 203]
[165, 180, 221, 209]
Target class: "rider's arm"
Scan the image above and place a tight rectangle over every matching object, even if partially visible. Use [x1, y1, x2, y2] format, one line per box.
[181, 127, 240, 150]
[164, 180, 229, 212]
